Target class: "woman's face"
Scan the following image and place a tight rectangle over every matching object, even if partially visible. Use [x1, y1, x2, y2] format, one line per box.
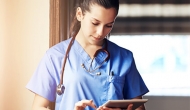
[76, 4, 117, 46]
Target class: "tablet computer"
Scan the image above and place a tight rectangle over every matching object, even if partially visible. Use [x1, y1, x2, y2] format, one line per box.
[102, 99, 148, 109]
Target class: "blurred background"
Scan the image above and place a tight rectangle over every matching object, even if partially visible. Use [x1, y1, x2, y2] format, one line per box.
[110, 1, 190, 110]
[0, 0, 190, 110]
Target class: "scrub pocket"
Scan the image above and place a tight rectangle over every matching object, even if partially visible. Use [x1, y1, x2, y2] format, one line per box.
[107, 75, 125, 99]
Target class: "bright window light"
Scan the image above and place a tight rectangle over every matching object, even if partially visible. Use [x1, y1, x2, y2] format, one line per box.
[109, 35, 190, 96]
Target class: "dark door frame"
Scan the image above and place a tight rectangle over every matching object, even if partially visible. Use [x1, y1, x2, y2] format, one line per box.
[49, 0, 73, 47]
[49, 0, 72, 109]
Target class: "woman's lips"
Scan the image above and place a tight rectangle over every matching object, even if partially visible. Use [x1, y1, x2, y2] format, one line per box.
[92, 36, 102, 41]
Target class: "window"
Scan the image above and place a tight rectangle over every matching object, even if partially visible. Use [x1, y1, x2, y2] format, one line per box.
[110, 35, 190, 96]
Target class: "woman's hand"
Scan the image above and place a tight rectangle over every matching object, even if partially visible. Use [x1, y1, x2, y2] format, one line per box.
[74, 100, 97, 110]
[96, 104, 133, 110]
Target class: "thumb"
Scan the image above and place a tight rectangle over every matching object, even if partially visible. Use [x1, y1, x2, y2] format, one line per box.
[128, 104, 133, 110]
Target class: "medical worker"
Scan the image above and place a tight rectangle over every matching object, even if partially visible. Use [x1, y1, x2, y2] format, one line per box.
[26, 0, 149, 110]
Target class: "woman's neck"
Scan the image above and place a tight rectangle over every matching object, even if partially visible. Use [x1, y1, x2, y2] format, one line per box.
[75, 33, 103, 59]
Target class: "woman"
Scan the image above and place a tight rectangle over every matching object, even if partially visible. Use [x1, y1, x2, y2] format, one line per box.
[26, 0, 149, 110]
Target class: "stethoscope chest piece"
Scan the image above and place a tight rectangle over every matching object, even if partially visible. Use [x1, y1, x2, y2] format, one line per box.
[56, 84, 65, 95]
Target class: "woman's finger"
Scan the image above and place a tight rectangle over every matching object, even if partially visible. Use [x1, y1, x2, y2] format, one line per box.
[97, 106, 121, 110]
[74, 100, 97, 110]
[127, 104, 133, 110]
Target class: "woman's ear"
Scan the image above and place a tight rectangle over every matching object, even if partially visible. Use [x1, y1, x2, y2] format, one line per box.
[76, 7, 83, 21]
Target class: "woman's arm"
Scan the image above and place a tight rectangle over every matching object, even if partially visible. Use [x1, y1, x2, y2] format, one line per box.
[31, 94, 51, 110]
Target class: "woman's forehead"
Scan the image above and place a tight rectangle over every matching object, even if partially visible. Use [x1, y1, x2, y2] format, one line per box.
[87, 4, 117, 23]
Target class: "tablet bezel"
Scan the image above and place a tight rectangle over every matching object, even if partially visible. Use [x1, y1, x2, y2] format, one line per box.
[102, 99, 148, 109]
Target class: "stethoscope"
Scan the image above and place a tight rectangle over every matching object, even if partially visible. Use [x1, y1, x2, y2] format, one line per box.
[56, 36, 110, 95]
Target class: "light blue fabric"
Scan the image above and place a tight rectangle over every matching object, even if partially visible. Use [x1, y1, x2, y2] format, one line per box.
[26, 38, 149, 110]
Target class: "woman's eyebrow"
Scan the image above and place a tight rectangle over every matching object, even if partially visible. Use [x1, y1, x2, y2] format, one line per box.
[107, 21, 114, 24]
[91, 17, 114, 24]
[91, 17, 100, 21]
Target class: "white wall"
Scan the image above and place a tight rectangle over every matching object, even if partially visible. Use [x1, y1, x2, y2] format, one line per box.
[0, 0, 49, 109]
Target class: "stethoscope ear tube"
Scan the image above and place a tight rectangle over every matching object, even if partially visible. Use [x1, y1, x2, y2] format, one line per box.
[56, 36, 76, 95]
[94, 39, 110, 61]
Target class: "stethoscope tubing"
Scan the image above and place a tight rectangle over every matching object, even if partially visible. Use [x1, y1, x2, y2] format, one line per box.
[56, 37, 109, 95]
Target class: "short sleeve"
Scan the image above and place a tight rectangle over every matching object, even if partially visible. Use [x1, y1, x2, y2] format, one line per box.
[26, 52, 57, 102]
[123, 55, 149, 99]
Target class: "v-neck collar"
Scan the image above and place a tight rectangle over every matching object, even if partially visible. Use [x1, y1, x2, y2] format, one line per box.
[72, 39, 108, 65]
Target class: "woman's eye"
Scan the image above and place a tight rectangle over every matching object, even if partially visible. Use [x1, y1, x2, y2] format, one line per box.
[106, 25, 113, 28]
[92, 22, 98, 25]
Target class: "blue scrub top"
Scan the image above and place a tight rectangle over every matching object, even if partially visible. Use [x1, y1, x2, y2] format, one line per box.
[26, 38, 149, 110]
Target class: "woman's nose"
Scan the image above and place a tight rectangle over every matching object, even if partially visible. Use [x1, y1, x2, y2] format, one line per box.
[96, 26, 104, 37]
